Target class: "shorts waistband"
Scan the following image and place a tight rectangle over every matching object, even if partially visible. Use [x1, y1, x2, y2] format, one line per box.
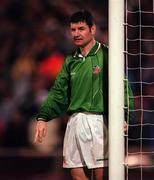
[70, 112, 103, 117]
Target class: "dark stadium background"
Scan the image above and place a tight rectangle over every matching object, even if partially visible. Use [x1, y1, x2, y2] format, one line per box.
[0, 0, 153, 179]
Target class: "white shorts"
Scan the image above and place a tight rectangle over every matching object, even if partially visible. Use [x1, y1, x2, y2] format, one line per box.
[63, 112, 108, 169]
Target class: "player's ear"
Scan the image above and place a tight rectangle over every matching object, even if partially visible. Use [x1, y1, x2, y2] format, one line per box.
[91, 24, 96, 35]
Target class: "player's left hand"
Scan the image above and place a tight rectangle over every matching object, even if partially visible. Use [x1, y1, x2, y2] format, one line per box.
[124, 121, 128, 133]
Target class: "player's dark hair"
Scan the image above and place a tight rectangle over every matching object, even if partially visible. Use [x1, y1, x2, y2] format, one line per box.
[69, 10, 95, 28]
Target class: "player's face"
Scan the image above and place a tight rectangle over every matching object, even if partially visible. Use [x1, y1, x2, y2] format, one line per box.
[70, 21, 96, 48]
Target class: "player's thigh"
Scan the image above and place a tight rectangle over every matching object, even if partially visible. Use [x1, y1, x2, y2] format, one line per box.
[70, 167, 89, 180]
[93, 167, 108, 180]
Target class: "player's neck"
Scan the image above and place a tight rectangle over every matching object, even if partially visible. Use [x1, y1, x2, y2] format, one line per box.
[80, 39, 96, 56]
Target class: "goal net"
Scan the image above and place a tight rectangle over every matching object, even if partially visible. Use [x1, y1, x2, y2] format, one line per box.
[125, 0, 154, 180]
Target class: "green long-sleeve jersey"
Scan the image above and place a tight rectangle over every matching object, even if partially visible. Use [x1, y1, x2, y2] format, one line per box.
[37, 41, 134, 121]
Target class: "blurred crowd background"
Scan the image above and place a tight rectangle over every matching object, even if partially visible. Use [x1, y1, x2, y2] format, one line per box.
[0, 0, 153, 179]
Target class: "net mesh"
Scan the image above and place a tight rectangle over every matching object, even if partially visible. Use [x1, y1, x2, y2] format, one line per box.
[125, 0, 154, 179]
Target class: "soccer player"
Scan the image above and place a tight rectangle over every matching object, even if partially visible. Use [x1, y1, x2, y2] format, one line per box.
[34, 10, 134, 180]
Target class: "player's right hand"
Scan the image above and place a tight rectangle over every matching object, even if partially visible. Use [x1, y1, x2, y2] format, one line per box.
[34, 120, 47, 144]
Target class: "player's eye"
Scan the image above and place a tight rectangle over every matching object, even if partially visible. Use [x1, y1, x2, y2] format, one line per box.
[79, 27, 85, 31]
[71, 28, 76, 32]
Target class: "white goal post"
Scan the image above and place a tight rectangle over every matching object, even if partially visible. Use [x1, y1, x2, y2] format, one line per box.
[109, 0, 125, 180]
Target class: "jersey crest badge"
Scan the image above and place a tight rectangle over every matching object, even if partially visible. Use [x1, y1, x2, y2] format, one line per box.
[93, 65, 101, 75]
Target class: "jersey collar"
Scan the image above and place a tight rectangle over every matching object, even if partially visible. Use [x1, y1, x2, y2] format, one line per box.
[73, 41, 101, 58]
